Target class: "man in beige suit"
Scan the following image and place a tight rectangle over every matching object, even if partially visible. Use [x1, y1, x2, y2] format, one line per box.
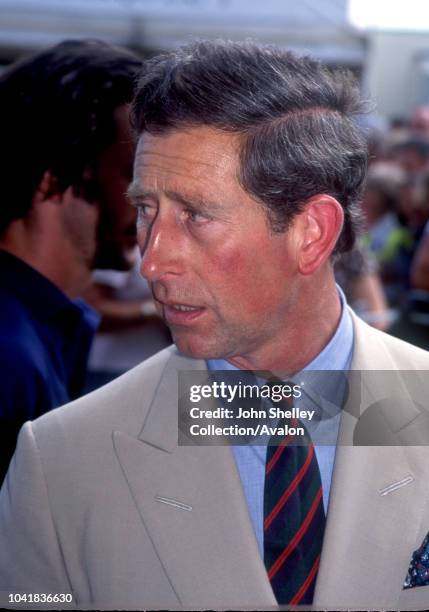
[1, 40, 429, 610]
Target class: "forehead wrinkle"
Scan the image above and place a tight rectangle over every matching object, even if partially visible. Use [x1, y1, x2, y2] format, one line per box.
[139, 163, 225, 185]
[141, 150, 235, 173]
[136, 163, 233, 200]
[136, 135, 237, 168]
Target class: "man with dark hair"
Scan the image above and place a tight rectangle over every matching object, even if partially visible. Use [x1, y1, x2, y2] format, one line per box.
[1, 40, 429, 610]
[0, 40, 141, 481]
[393, 135, 429, 176]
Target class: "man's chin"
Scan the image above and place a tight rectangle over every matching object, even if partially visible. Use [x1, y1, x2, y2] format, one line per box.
[173, 334, 227, 361]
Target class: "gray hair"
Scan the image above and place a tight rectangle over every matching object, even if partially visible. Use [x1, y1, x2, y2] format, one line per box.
[132, 40, 368, 252]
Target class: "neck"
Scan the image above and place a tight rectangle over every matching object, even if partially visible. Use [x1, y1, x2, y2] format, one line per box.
[227, 267, 341, 377]
[0, 210, 91, 298]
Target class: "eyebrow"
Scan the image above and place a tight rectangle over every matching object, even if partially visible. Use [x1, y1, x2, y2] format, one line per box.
[126, 184, 223, 213]
[126, 182, 151, 201]
[165, 190, 224, 212]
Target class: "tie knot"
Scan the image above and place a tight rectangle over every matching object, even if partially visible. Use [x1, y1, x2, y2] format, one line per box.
[264, 377, 311, 447]
[265, 377, 295, 409]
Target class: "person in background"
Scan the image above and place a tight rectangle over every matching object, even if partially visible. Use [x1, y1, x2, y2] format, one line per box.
[0, 39, 141, 483]
[412, 220, 429, 291]
[390, 215, 429, 350]
[82, 258, 171, 390]
[410, 106, 429, 139]
[334, 244, 390, 330]
[392, 135, 429, 177]
[361, 161, 414, 304]
[411, 173, 429, 292]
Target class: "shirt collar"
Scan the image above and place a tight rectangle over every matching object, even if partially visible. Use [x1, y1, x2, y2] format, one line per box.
[302, 285, 353, 372]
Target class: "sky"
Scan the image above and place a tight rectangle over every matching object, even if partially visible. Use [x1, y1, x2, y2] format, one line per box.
[349, 0, 429, 31]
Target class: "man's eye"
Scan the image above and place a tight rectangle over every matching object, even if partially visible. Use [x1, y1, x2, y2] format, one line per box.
[136, 204, 156, 226]
[187, 209, 210, 224]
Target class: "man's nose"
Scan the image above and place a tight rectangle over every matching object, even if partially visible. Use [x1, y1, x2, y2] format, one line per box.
[139, 216, 180, 281]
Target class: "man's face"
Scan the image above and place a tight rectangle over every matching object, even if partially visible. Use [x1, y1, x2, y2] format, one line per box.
[60, 184, 100, 273]
[395, 147, 428, 176]
[131, 126, 301, 365]
[94, 104, 138, 270]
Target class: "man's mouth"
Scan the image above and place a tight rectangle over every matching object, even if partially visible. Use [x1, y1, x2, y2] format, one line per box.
[169, 304, 200, 312]
[158, 300, 205, 324]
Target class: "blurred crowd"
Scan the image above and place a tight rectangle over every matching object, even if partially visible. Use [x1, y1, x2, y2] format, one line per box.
[330, 105, 429, 347]
[364, 107, 429, 298]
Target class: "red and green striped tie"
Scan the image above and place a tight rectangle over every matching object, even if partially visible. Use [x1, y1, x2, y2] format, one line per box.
[263, 409, 326, 605]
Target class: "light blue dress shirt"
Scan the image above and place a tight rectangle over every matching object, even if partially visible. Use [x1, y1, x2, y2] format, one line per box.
[207, 287, 354, 558]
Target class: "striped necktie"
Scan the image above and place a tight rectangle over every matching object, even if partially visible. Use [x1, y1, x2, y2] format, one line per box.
[263, 389, 326, 605]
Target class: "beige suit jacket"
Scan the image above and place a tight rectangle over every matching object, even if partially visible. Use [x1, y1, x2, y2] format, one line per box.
[1, 311, 429, 610]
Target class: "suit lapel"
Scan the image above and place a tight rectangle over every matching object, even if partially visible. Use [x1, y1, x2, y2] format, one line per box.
[113, 350, 276, 608]
[314, 443, 424, 608]
[314, 313, 427, 608]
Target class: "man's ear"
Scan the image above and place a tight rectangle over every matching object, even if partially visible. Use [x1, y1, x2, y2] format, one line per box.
[295, 194, 344, 275]
[32, 170, 62, 206]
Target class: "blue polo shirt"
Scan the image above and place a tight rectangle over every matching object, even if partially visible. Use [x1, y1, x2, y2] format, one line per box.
[0, 250, 98, 482]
